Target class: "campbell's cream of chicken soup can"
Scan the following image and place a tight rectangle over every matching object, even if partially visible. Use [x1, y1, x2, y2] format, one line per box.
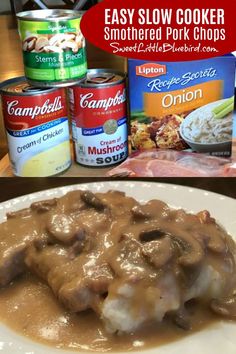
[68, 69, 128, 166]
[0, 77, 71, 176]
[17, 9, 87, 87]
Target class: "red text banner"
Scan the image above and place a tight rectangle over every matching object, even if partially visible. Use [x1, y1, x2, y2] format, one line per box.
[81, 0, 236, 61]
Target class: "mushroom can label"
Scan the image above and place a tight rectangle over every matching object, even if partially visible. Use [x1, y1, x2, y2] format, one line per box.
[1, 87, 71, 176]
[18, 17, 87, 83]
[69, 83, 128, 166]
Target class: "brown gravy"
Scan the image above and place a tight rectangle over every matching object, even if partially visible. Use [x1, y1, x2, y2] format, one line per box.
[0, 273, 221, 352]
[0, 189, 236, 352]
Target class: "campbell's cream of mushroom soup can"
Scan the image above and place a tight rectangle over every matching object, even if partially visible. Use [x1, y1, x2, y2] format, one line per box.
[0, 77, 71, 176]
[17, 9, 87, 87]
[68, 69, 128, 166]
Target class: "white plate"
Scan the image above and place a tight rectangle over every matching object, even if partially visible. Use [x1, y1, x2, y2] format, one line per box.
[0, 181, 236, 354]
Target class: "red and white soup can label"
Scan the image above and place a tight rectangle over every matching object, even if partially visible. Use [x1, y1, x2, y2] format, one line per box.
[0, 78, 71, 176]
[69, 71, 128, 167]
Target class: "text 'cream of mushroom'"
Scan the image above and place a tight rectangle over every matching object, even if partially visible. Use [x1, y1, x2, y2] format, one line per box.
[68, 69, 128, 167]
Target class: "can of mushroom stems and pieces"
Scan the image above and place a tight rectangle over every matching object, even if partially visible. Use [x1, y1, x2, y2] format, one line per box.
[17, 9, 87, 87]
[68, 69, 128, 167]
[0, 77, 71, 177]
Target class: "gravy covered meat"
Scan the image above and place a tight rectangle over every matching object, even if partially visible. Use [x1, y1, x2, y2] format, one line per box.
[0, 189, 236, 350]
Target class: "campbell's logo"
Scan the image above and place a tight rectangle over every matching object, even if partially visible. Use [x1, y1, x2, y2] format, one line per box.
[136, 63, 166, 78]
[80, 89, 126, 111]
[6, 97, 63, 119]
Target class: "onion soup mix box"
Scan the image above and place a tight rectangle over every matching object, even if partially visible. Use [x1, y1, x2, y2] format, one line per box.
[128, 56, 235, 157]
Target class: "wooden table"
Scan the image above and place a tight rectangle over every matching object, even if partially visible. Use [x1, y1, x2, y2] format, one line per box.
[1, 139, 235, 177]
[0, 178, 236, 203]
[0, 152, 112, 177]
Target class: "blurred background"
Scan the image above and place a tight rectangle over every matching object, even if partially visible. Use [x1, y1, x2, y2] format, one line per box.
[1, 0, 98, 13]
[1, 177, 236, 202]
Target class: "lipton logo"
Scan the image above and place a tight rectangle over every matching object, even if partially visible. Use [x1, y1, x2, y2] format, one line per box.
[136, 63, 166, 78]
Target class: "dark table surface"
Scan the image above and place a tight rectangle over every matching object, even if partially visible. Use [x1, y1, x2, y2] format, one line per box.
[0, 177, 235, 203]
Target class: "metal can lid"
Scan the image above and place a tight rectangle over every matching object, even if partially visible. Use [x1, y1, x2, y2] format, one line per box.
[0, 77, 57, 96]
[80, 69, 126, 88]
[86, 72, 116, 84]
[17, 9, 83, 22]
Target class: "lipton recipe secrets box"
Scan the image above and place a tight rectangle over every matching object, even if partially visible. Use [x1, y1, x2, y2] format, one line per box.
[128, 56, 235, 157]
